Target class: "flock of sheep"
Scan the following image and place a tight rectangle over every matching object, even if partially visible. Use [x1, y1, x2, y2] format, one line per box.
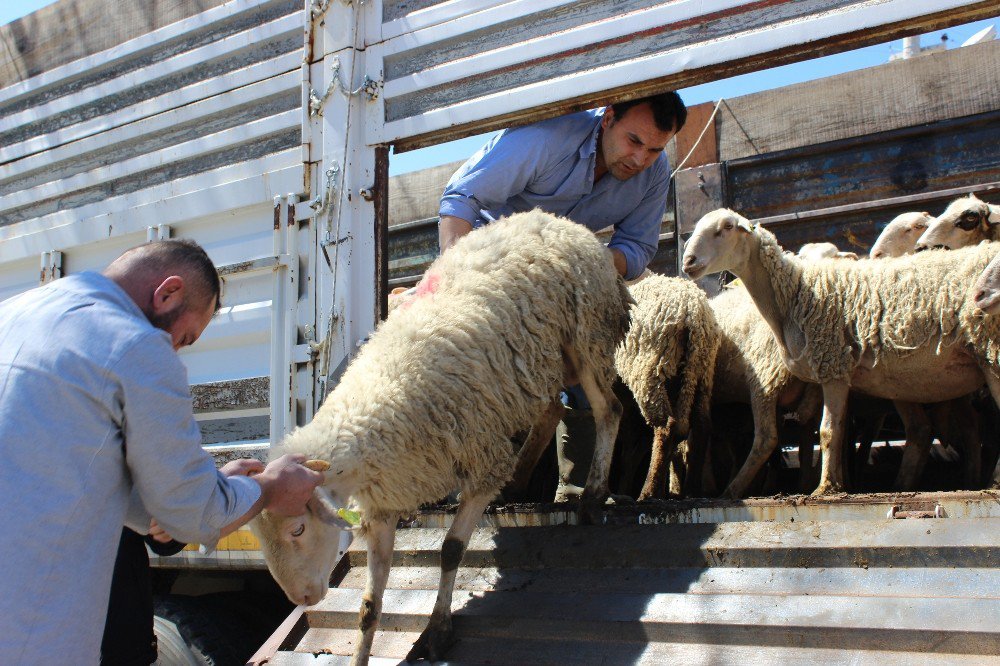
[248, 195, 1000, 665]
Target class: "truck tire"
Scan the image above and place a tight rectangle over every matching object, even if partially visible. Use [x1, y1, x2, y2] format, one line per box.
[153, 596, 245, 666]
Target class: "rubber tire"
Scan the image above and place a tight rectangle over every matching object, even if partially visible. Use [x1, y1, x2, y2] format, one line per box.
[153, 596, 245, 666]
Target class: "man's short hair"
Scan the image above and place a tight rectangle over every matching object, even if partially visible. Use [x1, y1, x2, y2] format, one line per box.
[610, 91, 687, 134]
[119, 239, 222, 312]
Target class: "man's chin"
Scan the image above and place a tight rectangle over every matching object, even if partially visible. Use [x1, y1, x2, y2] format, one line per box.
[611, 166, 640, 181]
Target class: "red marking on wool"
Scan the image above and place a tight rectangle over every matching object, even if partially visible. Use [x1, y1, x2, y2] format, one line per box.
[415, 273, 441, 297]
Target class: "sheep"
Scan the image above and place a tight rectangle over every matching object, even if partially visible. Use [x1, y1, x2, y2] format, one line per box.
[915, 194, 1000, 251]
[975, 250, 1000, 315]
[708, 285, 822, 498]
[797, 242, 859, 261]
[869, 210, 985, 489]
[869, 211, 936, 258]
[613, 274, 720, 499]
[250, 209, 631, 665]
[682, 208, 1000, 495]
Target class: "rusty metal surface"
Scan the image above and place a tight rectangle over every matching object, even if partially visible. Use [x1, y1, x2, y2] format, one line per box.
[268, 505, 1000, 664]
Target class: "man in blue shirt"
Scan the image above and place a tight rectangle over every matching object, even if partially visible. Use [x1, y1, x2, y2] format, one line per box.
[0, 239, 323, 664]
[438, 92, 687, 501]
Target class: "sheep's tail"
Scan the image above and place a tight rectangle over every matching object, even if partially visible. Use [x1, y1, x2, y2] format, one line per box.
[673, 304, 719, 436]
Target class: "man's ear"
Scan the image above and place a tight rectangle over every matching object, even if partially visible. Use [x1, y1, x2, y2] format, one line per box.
[151, 275, 185, 314]
[601, 105, 616, 129]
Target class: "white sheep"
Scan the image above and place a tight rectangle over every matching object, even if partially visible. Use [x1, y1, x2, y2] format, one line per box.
[869, 212, 936, 258]
[915, 194, 1000, 251]
[708, 285, 822, 497]
[614, 274, 720, 499]
[683, 209, 1000, 495]
[975, 251, 1000, 316]
[797, 242, 859, 261]
[250, 210, 631, 665]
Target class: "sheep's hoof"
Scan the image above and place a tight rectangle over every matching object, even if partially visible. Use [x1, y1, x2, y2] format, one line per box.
[406, 624, 456, 662]
[810, 481, 843, 496]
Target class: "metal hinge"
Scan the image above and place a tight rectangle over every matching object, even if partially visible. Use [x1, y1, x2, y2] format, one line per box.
[887, 503, 946, 519]
[39, 250, 63, 284]
[146, 224, 172, 242]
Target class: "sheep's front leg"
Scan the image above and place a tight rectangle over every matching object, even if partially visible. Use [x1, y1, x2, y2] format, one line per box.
[352, 517, 397, 666]
[813, 380, 850, 495]
[406, 489, 493, 663]
[722, 392, 778, 499]
[892, 400, 933, 491]
[503, 399, 565, 501]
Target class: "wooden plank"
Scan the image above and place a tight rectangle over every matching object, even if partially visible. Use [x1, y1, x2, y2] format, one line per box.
[673, 101, 719, 170]
[387, 159, 463, 226]
[379, 0, 1000, 148]
[0, 0, 228, 90]
[718, 37, 1000, 161]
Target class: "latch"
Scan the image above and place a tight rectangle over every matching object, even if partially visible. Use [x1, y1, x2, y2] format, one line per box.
[887, 503, 946, 519]
[309, 57, 382, 117]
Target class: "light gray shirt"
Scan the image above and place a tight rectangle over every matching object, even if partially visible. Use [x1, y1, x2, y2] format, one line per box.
[0, 271, 260, 665]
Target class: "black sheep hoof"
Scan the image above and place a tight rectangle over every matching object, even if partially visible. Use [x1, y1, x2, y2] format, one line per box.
[406, 623, 456, 662]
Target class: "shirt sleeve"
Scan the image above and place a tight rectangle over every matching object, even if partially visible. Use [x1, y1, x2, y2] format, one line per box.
[114, 331, 261, 546]
[439, 126, 551, 227]
[607, 159, 670, 280]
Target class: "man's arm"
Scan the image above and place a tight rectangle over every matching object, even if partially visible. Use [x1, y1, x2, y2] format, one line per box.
[439, 215, 473, 253]
[117, 332, 321, 545]
[610, 248, 628, 277]
[608, 161, 670, 280]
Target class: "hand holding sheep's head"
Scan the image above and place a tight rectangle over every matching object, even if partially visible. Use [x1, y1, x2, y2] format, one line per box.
[682, 209, 755, 281]
[250, 483, 352, 607]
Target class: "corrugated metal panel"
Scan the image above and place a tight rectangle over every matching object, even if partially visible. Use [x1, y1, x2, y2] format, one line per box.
[265, 494, 1000, 663]
[370, 0, 999, 148]
[0, 0, 313, 449]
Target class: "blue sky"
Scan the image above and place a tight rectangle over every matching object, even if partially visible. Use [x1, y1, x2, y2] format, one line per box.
[3, 1, 995, 176]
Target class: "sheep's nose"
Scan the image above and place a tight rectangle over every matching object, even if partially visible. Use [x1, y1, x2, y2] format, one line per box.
[914, 243, 929, 253]
[975, 288, 987, 303]
[683, 254, 697, 268]
[870, 250, 884, 259]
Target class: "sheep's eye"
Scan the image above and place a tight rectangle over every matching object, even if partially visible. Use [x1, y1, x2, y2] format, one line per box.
[291, 523, 305, 538]
[957, 213, 980, 230]
[914, 223, 926, 230]
[723, 222, 734, 230]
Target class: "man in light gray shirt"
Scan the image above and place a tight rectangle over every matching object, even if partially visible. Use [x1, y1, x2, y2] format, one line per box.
[0, 239, 323, 664]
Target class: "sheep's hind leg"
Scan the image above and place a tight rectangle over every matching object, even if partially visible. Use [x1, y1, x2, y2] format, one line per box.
[892, 400, 933, 491]
[503, 399, 565, 501]
[639, 422, 675, 500]
[406, 489, 493, 663]
[722, 393, 778, 499]
[566, 346, 622, 525]
[352, 517, 397, 666]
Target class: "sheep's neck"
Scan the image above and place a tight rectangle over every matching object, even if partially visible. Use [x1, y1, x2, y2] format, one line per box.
[734, 236, 798, 359]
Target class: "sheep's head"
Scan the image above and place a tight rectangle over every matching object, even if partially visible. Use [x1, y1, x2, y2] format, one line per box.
[682, 209, 755, 280]
[250, 484, 351, 607]
[915, 195, 999, 252]
[869, 211, 935, 258]
[973, 252, 1000, 316]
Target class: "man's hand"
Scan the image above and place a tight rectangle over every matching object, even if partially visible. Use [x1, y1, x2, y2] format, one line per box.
[148, 519, 174, 544]
[220, 458, 265, 477]
[255, 454, 325, 517]
[610, 248, 628, 277]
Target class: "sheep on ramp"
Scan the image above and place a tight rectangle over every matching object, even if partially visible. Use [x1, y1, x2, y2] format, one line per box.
[869, 211, 935, 258]
[682, 209, 1000, 495]
[614, 275, 720, 499]
[251, 210, 630, 665]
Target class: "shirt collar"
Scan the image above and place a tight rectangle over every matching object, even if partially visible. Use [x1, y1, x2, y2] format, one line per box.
[579, 107, 607, 159]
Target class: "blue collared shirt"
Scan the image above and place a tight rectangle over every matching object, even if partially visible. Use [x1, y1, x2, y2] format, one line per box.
[439, 108, 669, 280]
[0, 272, 260, 665]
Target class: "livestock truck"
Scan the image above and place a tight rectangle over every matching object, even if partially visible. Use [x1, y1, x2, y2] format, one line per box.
[2, 0, 999, 663]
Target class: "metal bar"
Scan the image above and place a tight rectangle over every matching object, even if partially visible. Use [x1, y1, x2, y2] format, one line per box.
[374, 145, 390, 321]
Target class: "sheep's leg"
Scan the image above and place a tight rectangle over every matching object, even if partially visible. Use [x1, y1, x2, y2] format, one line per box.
[892, 400, 934, 491]
[722, 393, 778, 499]
[639, 423, 674, 500]
[683, 394, 713, 497]
[567, 349, 622, 525]
[352, 517, 397, 666]
[934, 397, 981, 489]
[813, 380, 850, 495]
[503, 399, 565, 501]
[407, 490, 493, 662]
[982, 371, 1000, 488]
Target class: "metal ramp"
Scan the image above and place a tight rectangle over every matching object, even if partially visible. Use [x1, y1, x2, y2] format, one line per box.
[261, 492, 1000, 665]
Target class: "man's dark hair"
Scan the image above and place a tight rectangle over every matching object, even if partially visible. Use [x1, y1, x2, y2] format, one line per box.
[123, 239, 222, 312]
[610, 91, 687, 134]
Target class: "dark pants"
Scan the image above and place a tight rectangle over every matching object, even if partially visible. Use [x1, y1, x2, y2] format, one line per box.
[101, 528, 184, 665]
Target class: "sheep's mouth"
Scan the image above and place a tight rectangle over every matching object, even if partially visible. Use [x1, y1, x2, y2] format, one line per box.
[683, 263, 707, 280]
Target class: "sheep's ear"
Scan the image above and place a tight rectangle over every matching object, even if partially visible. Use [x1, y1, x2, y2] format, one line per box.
[308, 487, 352, 529]
[303, 459, 331, 472]
[987, 205, 1000, 225]
[736, 217, 755, 233]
